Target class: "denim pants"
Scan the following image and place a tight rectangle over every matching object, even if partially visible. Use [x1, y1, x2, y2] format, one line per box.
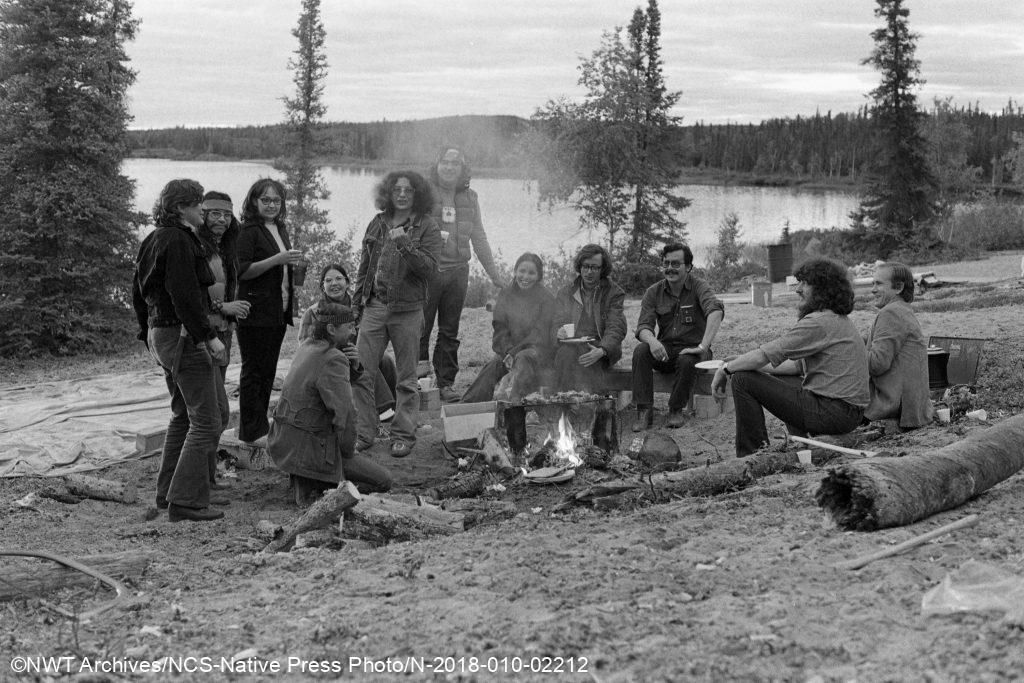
[236, 324, 287, 442]
[731, 370, 864, 457]
[419, 265, 469, 388]
[343, 453, 393, 493]
[148, 326, 220, 509]
[631, 341, 710, 410]
[354, 303, 423, 445]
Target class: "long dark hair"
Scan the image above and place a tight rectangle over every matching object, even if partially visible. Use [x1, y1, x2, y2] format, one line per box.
[428, 145, 472, 190]
[240, 178, 287, 227]
[317, 262, 351, 306]
[511, 252, 544, 290]
[197, 190, 240, 302]
[793, 258, 855, 317]
[373, 171, 435, 217]
[152, 178, 204, 227]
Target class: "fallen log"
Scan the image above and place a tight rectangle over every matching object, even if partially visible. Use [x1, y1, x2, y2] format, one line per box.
[0, 550, 153, 603]
[341, 495, 464, 545]
[835, 514, 981, 570]
[262, 481, 361, 553]
[39, 474, 138, 505]
[438, 499, 517, 529]
[816, 415, 1024, 530]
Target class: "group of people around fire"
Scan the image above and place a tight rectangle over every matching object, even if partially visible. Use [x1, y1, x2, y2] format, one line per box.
[132, 146, 933, 522]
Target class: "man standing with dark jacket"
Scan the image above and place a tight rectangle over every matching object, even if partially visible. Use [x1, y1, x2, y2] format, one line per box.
[553, 244, 627, 394]
[419, 146, 503, 402]
[632, 243, 725, 431]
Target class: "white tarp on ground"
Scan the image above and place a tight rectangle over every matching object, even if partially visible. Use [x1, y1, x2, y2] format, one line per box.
[0, 361, 285, 478]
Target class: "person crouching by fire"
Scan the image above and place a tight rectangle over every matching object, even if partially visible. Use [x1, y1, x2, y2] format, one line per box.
[710, 258, 869, 457]
[552, 244, 626, 395]
[267, 302, 392, 507]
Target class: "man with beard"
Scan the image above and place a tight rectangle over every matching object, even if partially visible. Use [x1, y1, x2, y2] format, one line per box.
[711, 258, 869, 456]
[552, 243, 626, 394]
[632, 243, 725, 430]
[268, 302, 392, 506]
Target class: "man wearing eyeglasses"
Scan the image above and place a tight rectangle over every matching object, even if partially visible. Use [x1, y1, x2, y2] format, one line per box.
[552, 243, 626, 393]
[631, 243, 724, 431]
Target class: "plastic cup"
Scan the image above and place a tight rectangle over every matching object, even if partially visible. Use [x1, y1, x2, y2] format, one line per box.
[563, 323, 575, 338]
[292, 258, 308, 286]
[418, 377, 432, 391]
[796, 449, 813, 465]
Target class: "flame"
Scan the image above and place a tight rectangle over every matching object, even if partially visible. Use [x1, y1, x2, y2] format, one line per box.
[552, 412, 582, 466]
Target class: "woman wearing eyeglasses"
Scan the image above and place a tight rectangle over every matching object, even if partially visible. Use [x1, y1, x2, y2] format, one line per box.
[235, 178, 304, 445]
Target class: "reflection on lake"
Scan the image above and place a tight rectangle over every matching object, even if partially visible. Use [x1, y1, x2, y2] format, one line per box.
[125, 158, 859, 265]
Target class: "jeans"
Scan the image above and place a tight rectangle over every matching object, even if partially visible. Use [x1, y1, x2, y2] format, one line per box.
[354, 303, 423, 445]
[236, 324, 287, 442]
[344, 453, 393, 493]
[731, 371, 865, 457]
[419, 265, 469, 388]
[553, 343, 611, 394]
[631, 342, 710, 410]
[149, 326, 220, 509]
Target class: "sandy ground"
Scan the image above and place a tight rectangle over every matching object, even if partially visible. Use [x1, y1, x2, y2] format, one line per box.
[3, 264, 1024, 680]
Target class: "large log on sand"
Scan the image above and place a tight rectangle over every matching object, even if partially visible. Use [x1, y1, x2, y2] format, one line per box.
[342, 495, 465, 545]
[816, 415, 1024, 530]
[0, 550, 154, 601]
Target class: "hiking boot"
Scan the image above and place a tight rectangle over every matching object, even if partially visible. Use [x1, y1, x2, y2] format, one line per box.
[438, 386, 461, 403]
[168, 504, 224, 522]
[632, 408, 653, 432]
[665, 409, 687, 429]
[416, 360, 432, 379]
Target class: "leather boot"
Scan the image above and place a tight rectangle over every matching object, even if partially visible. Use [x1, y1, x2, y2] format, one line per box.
[665, 409, 686, 428]
[168, 504, 224, 522]
[632, 408, 653, 432]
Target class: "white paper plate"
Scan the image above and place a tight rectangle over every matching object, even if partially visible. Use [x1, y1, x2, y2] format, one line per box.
[695, 359, 726, 371]
[559, 337, 597, 345]
[525, 469, 575, 485]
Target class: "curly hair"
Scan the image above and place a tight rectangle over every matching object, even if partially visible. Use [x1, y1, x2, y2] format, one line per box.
[373, 171, 435, 217]
[574, 243, 612, 279]
[428, 145, 471, 190]
[793, 258, 855, 317]
[240, 178, 287, 226]
[880, 262, 915, 303]
[152, 178, 204, 227]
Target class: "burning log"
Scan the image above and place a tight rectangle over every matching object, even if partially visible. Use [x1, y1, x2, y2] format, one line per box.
[341, 494, 465, 545]
[816, 415, 1024, 530]
[496, 396, 619, 460]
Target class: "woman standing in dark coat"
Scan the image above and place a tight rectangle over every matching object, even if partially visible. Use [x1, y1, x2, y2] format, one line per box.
[235, 178, 303, 444]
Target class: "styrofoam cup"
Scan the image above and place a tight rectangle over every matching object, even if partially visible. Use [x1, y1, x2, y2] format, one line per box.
[562, 323, 575, 338]
[418, 377, 432, 391]
[796, 449, 813, 465]
[935, 408, 951, 424]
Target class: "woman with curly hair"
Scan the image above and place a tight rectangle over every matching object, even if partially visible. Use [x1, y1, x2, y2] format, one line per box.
[710, 257, 869, 456]
[351, 171, 443, 458]
[235, 178, 304, 445]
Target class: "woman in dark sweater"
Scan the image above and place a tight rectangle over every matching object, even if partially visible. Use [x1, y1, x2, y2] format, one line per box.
[462, 253, 556, 403]
[235, 178, 303, 444]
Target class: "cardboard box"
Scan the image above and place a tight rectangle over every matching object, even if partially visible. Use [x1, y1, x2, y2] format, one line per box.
[441, 401, 496, 442]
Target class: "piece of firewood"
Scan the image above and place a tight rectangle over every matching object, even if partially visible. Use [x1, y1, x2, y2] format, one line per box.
[262, 481, 361, 553]
[817, 415, 1024, 530]
[834, 514, 981, 570]
[438, 499, 517, 529]
[341, 494, 464, 545]
[38, 474, 138, 505]
[0, 550, 154, 602]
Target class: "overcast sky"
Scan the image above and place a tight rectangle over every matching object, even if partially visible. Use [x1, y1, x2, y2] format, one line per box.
[125, 0, 1024, 129]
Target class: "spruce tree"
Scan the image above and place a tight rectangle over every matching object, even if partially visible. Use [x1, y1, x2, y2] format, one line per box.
[858, 0, 937, 254]
[0, 0, 143, 355]
[275, 0, 348, 306]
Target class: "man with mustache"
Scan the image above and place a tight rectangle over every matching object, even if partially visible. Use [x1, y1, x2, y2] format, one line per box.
[711, 258, 869, 456]
[632, 243, 724, 431]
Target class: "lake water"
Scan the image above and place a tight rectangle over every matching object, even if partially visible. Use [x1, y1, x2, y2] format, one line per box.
[125, 158, 859, 266]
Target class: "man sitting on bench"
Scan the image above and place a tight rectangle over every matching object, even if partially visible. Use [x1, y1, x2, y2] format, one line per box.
[710, 258, 869, 456]
[632, 243, 724, 431]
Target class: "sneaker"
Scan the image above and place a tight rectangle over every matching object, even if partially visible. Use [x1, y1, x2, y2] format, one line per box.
[416, 360, 432, 379]
[438, 386, 461, 403]
[378, 407, 395, 422]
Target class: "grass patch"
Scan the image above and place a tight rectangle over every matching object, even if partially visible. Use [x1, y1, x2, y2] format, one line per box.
[914, 288, 1024, 313]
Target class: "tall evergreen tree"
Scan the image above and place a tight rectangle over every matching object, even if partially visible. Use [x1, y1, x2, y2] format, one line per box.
[275, 0, 348, 304]
[858, 0, 937, 254]
[529, 0, 689, 261]
[0, 0, 143, 355]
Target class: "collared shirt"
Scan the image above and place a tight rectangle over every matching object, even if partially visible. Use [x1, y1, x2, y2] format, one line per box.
[635, 273, 724, 346]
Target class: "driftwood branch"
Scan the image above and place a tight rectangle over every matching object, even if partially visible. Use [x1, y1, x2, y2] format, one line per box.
[262, 481, 362, 553]
[834, 514, 981, 570]
[816, 415, 1024, 530]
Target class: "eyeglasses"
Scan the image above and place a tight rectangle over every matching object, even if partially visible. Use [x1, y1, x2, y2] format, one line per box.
[662, 260, 685, 268]
[580, 264, 602, 272]
[259, 197, 282, 206]
[205, 210, 232, 221]
[392, 187, 415, 196]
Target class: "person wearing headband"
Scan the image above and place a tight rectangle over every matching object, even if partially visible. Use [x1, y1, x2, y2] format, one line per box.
[268, 302, 392, 506]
